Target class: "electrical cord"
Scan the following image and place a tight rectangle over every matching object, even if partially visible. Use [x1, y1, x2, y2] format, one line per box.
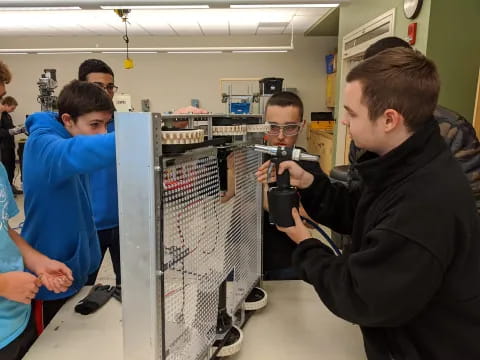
[300, 216, 342, 256]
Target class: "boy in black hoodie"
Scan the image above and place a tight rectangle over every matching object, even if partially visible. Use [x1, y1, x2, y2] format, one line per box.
[0, 96, 23, 194]
[256, 47, 480, 359]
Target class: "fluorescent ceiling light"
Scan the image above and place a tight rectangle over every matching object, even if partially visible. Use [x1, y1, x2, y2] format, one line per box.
[0, 47, 293, 54]
[1, 52, 29, 55]
[102, 51, 158, 54]
[0, 7, 81, 11]
[167, 51, 223, 54]
[232, 50, 288, 53]
[37, 51, 93, 54]
[100, 5, 209, 9]
[231, 4, 339, 8]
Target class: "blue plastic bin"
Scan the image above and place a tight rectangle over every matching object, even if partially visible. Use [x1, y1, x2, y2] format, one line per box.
[230, 102, 251, 114]
[325, 54, 336, 74]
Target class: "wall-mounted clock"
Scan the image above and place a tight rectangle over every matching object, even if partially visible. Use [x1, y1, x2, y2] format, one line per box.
[404, 0, 423, 19]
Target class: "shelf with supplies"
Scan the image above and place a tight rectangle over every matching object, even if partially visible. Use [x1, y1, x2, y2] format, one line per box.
[326, 72, 336, 108]
[325, 51, 337, 108]
[307, 125, 334, 175]
[220, 77, 284, 115]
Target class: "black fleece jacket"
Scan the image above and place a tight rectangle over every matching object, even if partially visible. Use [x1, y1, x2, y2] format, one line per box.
[294, 119, 480, 360]
[0, 111, 15, 151]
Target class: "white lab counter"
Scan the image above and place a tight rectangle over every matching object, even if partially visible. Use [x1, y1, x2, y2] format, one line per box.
[24, 281, 366, 360]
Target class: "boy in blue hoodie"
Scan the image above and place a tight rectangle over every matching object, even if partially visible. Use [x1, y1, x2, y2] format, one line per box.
[21, 80, 116, 328]
[78, 59, 121, 287]
[0, 59, 73, 359]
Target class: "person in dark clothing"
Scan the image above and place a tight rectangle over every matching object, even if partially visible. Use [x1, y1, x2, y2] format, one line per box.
[261, 92, 322, 280]
[348, 37, 480, 202]
[257, 48, 480, 359]
[78, 59, 122, 288]
[0, 96, 23, 194]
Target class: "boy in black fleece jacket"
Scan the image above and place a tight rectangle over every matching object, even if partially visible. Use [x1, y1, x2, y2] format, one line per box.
[256, 47, 480, 359]
[348, 37, 480, 205]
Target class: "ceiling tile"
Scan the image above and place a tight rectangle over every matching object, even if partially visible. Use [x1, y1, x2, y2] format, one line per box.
[0, 7, 338, 37]
[168, 22, 202, 36]
[287, 15, 320, 34]
[256, 27, 286, 35]
[199, 22, 229, 36]
[294, 8, 330, 17]
[229, 23, 258, 35]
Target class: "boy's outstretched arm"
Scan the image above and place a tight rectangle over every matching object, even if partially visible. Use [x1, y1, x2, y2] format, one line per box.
[8, 226, 73, 294]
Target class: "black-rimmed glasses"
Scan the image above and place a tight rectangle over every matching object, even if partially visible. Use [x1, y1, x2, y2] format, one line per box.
[93, 82, 119, 93]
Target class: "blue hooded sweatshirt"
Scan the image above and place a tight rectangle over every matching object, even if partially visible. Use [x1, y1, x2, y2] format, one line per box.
[21, 112, 116, 300]
[89, 120, 118, 230]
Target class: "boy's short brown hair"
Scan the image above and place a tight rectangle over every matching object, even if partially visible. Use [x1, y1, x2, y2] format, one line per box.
[57, 80, 115, 124]
[265, 91, 304, 121]
[347, 47, 440, 131]
[0, 60, 12, 84]
[1, 96, 17, 106]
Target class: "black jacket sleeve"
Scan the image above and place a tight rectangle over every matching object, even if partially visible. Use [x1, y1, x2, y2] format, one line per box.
[298, 171, 360, 234]
[0, 112, 10, 140]
[292, 230, 443, 327]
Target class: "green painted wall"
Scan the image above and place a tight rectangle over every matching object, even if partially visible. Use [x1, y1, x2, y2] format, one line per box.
[332, 0, 431, 162]
[335, 0, 432, 118]
[426, 0, 480, 121]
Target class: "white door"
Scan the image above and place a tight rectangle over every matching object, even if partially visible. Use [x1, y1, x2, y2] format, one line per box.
[335, 56, 362, 165]
[334, 8, 396, 165]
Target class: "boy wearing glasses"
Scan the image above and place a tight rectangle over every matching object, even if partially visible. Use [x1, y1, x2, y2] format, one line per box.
[78, 59, 121, 289]
[262, 92, 322, 280]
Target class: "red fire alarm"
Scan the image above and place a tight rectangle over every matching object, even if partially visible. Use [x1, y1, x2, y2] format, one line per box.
[408, 22, 417, 45]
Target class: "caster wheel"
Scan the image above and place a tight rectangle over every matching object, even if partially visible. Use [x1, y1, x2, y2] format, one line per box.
[244, 287, 267, 311]
[212, 325, 243, 357]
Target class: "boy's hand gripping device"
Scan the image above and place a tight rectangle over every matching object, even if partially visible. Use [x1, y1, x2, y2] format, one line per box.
[252, 145, 319, 227]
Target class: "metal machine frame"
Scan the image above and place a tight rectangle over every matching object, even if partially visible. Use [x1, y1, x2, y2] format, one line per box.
[116, 112, 263, 360]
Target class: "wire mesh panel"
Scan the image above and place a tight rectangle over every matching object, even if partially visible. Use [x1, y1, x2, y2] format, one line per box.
[161, 146, 261, 360]
[163, 154, 222, 360]
[224, 148, 262, 314]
